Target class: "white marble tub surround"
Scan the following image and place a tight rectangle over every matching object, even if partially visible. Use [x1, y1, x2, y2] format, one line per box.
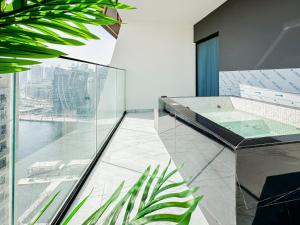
[172, 96, 300, 128]
[230, 97, 300, 128]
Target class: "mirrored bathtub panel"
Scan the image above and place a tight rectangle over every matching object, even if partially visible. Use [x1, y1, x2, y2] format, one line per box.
[157, 101, 236, 225]
[157, 96, 300, 225]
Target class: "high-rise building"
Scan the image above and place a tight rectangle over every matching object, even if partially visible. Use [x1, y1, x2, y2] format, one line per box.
[0, 75, 11, 225]
[29, 65, 43, 83]
[44, 66, 55, 81]
[52, 66, 95, 116]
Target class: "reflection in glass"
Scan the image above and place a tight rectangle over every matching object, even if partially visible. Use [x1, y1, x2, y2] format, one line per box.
[0, 74, 11, 225]
[13, 59, 126, 224]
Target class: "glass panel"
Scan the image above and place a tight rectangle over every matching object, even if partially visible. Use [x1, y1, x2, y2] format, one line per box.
[96, 66, 117, 149]
[116, 69, 126, 120]
[6, 57, 126, 224]
[0, 74, 11, 225]
[14, 59, 97, 224]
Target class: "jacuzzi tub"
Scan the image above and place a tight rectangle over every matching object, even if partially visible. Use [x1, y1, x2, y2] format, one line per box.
[157, 96, 300, 225]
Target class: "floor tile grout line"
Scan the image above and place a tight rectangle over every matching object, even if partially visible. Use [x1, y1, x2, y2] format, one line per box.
[194, 174, 235, 182]
[103, 139, 165, 153]
[105, 134, 162, 150]
[100, 160, 143, 174]
[101, 159, 176, 177]
[120, 127, 157, 135]
[158, 123, 184, 135]
[100, 160, 185, 184]
[188, 147, 226, 186]
[201, 205, 223, 225]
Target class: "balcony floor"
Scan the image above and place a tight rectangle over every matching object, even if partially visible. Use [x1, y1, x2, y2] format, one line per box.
[68, 112, 209, 225]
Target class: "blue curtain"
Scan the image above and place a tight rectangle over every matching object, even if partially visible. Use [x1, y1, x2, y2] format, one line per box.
[197, 36, 219, 96]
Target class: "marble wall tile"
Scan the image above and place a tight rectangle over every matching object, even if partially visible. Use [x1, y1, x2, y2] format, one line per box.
[220, 69, 300, 108]
[231, 97, 300, 128]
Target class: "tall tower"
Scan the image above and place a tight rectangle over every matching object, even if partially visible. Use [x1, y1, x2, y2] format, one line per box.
[0, 74, 11, 225]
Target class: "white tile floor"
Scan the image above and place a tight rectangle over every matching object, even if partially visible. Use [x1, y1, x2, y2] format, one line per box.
[68, 112, 209, 225]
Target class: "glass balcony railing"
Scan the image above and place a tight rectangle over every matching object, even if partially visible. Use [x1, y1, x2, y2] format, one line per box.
[0, 57, 126, 225]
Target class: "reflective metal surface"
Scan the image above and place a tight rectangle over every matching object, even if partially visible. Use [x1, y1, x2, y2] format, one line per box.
[157, 97, 300, 225]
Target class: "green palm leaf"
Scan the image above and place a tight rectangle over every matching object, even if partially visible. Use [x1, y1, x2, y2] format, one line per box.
[0, 57, 40, 73]
[0, 0, 135, 74]
[0, 66, 29, 73]
[0, 27, 83, 45]
[0, 0, 6, 12]
[102, 162, 203, 225]
[103, 166, 151, 225]
[30, 163, 203, 225]
[0, 58, 40, 65]
[62, 194, 91, 225]
[82, 181, 125, 225]
[29, 191, 60, 225]
[138, 165, 160, 210]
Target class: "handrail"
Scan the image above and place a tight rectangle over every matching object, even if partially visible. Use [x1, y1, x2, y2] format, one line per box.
[59, 56, 126, 71]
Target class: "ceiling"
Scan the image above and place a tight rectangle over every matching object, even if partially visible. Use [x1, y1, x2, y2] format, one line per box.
[118, 0, 227, 24]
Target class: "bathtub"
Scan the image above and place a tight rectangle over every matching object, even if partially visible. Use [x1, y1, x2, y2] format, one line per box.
[157, 96, 300, 225]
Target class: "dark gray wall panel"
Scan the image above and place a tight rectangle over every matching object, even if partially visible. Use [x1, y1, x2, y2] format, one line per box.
[194, 0, 300, 71]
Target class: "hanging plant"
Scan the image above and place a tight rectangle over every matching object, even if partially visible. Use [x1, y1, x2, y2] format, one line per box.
[0, 0, 134, 74]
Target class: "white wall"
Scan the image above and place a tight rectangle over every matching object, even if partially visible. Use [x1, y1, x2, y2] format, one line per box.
[111, 22, 196, 110]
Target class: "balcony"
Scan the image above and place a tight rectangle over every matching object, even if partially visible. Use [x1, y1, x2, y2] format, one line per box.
[1, 0, 300, 225]
[0, 55, 210, 224]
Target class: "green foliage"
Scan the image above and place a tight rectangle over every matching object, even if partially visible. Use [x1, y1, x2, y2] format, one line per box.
[0, 0, 135, 74]
[31, 162, 203, 225]
[29, 191, 61, 225]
